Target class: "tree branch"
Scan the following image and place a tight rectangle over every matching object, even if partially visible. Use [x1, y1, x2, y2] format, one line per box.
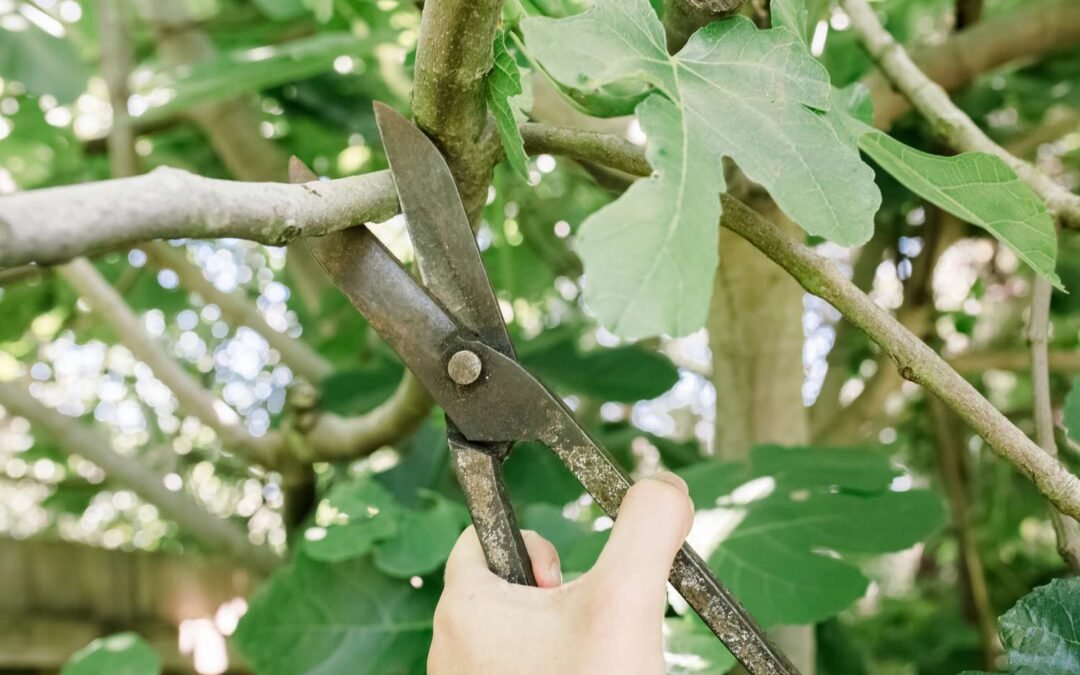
[718, 195, 1080, 521]
[304, 375, 433, 461]
[0, 380, 281, 574]
[865, 0, 1080, 129]
[844, 0, 1080, 229]
[141, 242, 332, 383]
[57, 258, 281, 466]
[929, 397, 1001, 668]
[0, 168, 398, 267]
[1027, 276, 1080, 572]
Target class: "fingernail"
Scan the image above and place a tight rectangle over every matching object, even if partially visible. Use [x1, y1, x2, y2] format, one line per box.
[655, 471, 689, 494]
[548, 560, 562, 587]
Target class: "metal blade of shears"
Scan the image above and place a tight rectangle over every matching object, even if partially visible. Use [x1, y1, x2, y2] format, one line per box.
[372, 103, 535, 586]
[373, 102, 513, 359]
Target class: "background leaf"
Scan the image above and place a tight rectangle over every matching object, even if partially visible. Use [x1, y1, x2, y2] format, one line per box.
[61, 632, 160, 675]
[234, 556, 437, 675]
[997, 577, 1080, 673]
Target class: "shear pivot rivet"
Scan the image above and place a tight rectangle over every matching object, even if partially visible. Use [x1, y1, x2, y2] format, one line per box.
[448, 350, 482, 385]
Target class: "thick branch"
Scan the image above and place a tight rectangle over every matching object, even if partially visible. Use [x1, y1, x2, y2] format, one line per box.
[718, 195, 1080, 521]
[1027, 276, 1080, 571]
[0, 168, 397, 267]
[844, 0, 1080, 229]
[141, 242, 332, 383]
[57, 258, 281, 466]
[865, 0, 1080, 129]
[0, 380, 280, 574]
[305, 375, 433, 461]
[412, 0, 503, 223]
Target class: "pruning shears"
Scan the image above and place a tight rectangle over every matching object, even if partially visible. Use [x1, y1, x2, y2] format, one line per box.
[304, 102, 798, 675]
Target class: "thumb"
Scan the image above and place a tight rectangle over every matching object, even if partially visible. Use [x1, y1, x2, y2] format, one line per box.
[590, 472, 694, 600]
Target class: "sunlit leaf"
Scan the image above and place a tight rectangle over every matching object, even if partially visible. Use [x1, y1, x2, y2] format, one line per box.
[996, 577, 1080, 673]
[486, 30, 529, 179]
[523, 2, 879, 337]
[0, 25, 89, 103]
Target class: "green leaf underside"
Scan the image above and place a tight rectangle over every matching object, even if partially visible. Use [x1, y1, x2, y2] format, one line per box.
[487, 31, 530, 179]
[679, 445, 943, 626]
[234, 556, 437, 675]
[523, 3, 879, 338]
[858, 132, 1061, 288]
[61, 633, 160, 675]
[302, 478, 404, 563]
[373, 495, 469, 577]
[1063, 375, 1080, 445]
[997, 578, 1080, 673]
[518, 332, 680, 402]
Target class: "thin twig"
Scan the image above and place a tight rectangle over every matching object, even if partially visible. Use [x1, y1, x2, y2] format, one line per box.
[1027, 276, 1080, 572]
[843, 0, 1080, 229]
[929, 398, 1001, 668]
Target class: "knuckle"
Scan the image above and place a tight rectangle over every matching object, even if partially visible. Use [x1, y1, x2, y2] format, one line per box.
[627, 478, 693, 522]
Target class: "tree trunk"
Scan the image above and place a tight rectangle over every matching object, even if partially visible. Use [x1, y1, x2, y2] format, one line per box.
[709, 201, 815, 672]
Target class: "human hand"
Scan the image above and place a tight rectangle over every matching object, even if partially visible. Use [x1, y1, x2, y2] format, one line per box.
[428, 472, 694, 675]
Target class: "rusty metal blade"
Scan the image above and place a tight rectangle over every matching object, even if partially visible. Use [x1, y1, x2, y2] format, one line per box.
[373, 102, 514, 358]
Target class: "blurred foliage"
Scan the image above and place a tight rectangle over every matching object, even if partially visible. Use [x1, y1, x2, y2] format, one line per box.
[1, 0, 1078, 673]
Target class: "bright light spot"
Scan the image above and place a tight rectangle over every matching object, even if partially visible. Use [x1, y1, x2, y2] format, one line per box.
[128, 249, 147, 267]
[337, 144, 371, 173]
[890, 474, 912, 492]
[536, 154, 556, 173]
[19, 4, 65, 37]
[214, 598, 248, 636]
[810, 20, 829, 57]
[45, 106, 72, 127]
[553, 220, 571, 238]
[59, 0, 82, 22]
[498, 298, 514, 324]
[240, 46, 277, 62]
[179, 618, 228, 675]
[163, 473, 183, 491]
[729, 476, 775, 505]
[409, 576, 424, 589]
[626, 119, 647, 146]
[333, 55, 356, 74]
[157, 268, 179, 289]
[0, 117, 10, 141]
[830, 9, 851, 30]
[127, 94, 148, 117]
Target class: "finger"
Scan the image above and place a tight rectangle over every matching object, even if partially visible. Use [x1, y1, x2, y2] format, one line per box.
[443, 526, 491, 586]
[522, 530, 562, 588]
[591, 472, 694, 596]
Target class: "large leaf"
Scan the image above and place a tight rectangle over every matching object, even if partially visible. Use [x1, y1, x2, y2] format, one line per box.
[710, 489, 943, 625]
[858, 132, 1061, 288]
[234, 556, 436, 675]
[677, 445, 943, 626]
[61, 632, 160, 675]
[319, 359, 405, 415]
[0, 25, 89, 103]
[997, 577, 1080, 674]
[486, 30, 529, 179]
[373, 494, 469, 578]
[522, 4, 879, 337]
